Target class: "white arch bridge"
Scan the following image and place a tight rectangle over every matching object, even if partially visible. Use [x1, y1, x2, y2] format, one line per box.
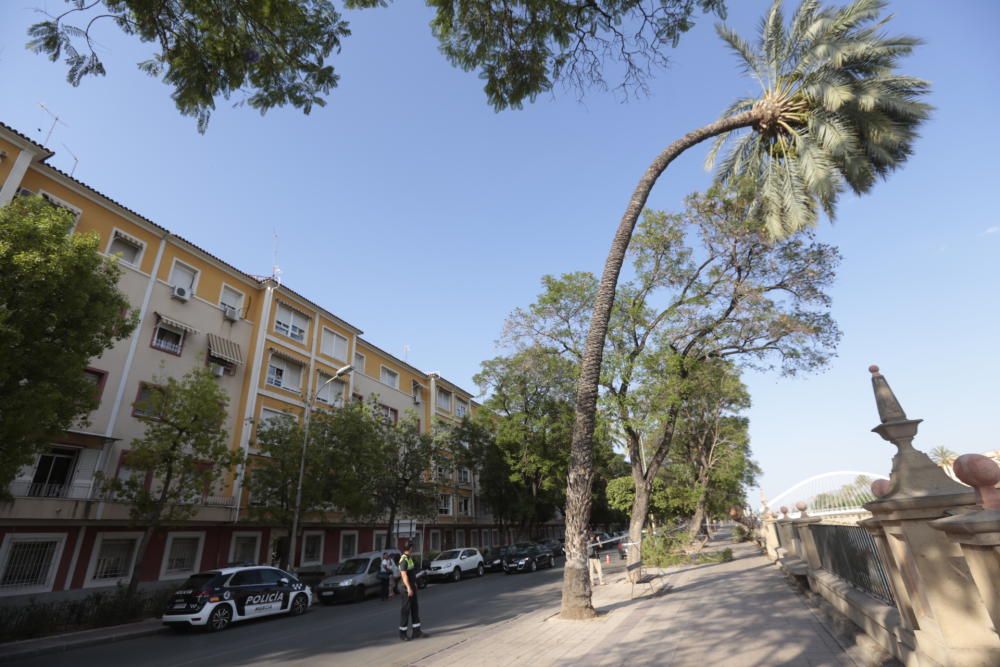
[762, 471, 889, 520]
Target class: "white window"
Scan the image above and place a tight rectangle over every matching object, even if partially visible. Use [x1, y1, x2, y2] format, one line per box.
[430, 530, 441, 552]
[380, 367, 400, 390]
[373, 531, 387, 552]
[301, 531, 324, 566]
[274, 304, 309, 342]
[229, 532, 261, 565]
[321, 329, 349, 360]
[220, 285, 244, 312]
[455, 530, 465, 548]
[339, 531, 358, 560]
[353, 352, 366, 375]
[316, 374, 345, 406]
[455, 399, 469, 418]
[86, 532, 141, 587]
[437, 388, 453, 412]
[481, 530, 491, 548]
[459, 496, 471, 516]
[436, 465, 451, 482]
[160, 532, 204, 580]
[107, 230, 144, 267]
[438, 494, 452, 516]
[266, 355, 303, 392]
[0, 533, 67, 595]
[259, 407, 292, 427]
[459, 468, 471, 484]
[28, 447, 79, 498]
[169, 261, 198, 291]
[133, 383, 163, 418]
[152, 323, 184, 355]
[38, 190, 82, 223]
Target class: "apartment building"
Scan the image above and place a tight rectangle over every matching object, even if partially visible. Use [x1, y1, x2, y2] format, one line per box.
[0, 122, 495, 600]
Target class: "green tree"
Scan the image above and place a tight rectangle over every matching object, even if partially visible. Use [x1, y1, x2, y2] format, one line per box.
[557, 0, 929, 615]
[98, 367, 237, 594]
[473, 346, 578, 540]
[248, 401, 383, 568]
[28, 0, 351, 132]
[0, 195, 135, 496]
[423, 0, 725, 110]
[371, 411, 439, 552]
[507, 184, 839, 580]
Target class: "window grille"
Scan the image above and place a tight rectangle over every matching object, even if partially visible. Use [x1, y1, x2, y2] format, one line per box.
[0, 540, 58, 590]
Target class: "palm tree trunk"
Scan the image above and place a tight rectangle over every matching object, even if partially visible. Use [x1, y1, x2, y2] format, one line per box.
[560, 109, 759, 619]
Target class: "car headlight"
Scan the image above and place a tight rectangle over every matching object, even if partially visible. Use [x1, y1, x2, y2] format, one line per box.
[339, 579, 354, 587]
[518, 558, 528, 565]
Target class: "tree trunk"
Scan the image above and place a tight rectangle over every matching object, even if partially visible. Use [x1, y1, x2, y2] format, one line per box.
[626, 481, 652, 582]
[126, 524, 156, 597]
[560, 109, 759, 619]
[385, 502, 398, 552]
[687, 476, 711, 542]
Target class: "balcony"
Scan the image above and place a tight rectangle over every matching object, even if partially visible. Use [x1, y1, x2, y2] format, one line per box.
[8, 479, 92, 500]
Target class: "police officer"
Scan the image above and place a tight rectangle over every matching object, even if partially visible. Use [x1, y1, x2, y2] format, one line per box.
[397, 542, 426, 641]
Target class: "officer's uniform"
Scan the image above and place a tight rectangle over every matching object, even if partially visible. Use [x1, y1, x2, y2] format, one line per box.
[398, 552, 422, 640]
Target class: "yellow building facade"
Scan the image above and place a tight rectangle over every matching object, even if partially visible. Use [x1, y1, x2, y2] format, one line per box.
[0, 122, 488, 599]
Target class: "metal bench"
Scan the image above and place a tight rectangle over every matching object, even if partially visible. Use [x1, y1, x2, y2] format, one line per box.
[626, 560, 657, 599]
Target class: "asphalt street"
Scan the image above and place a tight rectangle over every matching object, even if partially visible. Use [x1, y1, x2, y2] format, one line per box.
[7, 557, 628, 667]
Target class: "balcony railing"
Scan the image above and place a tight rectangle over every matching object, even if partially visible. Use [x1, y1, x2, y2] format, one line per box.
[8, 480, 92, 500]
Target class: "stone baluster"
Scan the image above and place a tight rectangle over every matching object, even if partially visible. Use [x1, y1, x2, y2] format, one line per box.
[790, 502, 824, 572]
[861, 365, 994, 667]
[762, 510, 780, 561]
[930, 454, 1000, 644]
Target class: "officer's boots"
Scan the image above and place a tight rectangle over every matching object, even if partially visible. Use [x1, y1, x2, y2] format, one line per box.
[399, 630, 409, 642]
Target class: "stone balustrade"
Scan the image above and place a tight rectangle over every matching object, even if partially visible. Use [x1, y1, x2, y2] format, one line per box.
[759, 365, 1000, 667]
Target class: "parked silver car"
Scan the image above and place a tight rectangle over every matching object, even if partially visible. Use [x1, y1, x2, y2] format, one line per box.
[315, 550, 399, 604]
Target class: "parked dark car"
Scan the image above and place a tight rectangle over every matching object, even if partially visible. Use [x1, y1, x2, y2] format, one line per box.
[540, 539, 564, 557]
[502, 543, 554, 574]
[485, 546, 510, 572]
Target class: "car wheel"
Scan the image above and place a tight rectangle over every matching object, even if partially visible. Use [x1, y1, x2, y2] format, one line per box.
[207, 604, 232, 632]
[417, 575, 428, 590]
[476, 563, 485, 577]
[452, 567, 462, 583]
[290, 594, 308, 616]
[529, 560, 537, 573]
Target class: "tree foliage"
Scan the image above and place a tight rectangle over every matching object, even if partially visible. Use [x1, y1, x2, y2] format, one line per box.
[28, 0, 351, 132]
[0, 196, 135, 495]
[708, 0, 932, 237]
[98, 367, 237, 592]
[424, 0, 726, 110]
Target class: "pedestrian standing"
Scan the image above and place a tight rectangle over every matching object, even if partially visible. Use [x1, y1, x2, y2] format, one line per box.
[378, 552, 393, 601]
[397, 542, 426, 641]
[588, 533, 605, 586]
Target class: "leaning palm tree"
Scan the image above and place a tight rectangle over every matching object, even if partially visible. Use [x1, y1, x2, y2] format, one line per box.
[561, 0, 930, 619]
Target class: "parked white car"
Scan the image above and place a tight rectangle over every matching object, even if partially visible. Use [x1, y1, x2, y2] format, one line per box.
[428, 548, 485, 582]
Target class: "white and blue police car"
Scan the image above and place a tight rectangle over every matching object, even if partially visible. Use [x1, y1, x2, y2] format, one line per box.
[161, 565, 312, 632]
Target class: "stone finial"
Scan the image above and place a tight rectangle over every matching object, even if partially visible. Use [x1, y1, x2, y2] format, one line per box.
[869, 365, 908, 424]
[953, 454, 1000, 510]
[780, 505, 789, 518]
[871, 479, 892, 498]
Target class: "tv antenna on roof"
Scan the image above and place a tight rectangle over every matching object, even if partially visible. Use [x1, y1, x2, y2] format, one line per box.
[403, 344, 411, 362]
[271, 229, 282, 285]
[61, 143, 80, 177]
[38, 103, 68, 146]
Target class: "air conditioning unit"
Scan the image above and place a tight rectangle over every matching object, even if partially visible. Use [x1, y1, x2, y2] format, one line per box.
[222, 304, 240, 322]
[210, 363, 226, 378]
[171, 285, 191, 302]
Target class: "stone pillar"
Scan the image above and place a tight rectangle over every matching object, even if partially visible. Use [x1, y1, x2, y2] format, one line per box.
[861, 366, 993, 667]
[930, 454, 1000, 646]
[791, 502, 823, 572]
[762, 512, 780, 561]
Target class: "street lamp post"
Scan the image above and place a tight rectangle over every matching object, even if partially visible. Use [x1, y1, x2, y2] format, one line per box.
[287, 364, 352, 572]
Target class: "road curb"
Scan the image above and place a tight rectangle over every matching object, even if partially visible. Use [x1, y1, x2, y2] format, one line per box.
[0, 620, 168, 661]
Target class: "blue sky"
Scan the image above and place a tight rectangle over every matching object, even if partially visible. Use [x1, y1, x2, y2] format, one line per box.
[2, 1, 998, 502]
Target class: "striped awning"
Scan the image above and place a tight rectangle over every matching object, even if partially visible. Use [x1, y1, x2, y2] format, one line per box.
[155, 313, 199, 334]
[208, 333, 244, 366]
[268, 346, 304, 365]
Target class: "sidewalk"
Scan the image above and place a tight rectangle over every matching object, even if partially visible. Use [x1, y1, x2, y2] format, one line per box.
[0, 618, 166, 662]
[414, 541, 857, 667]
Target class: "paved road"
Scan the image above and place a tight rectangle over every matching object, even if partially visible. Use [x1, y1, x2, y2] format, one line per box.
[9, 557, 625, 667]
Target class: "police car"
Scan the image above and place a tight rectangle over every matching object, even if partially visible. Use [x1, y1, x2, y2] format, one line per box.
[161, 565, 312, 632]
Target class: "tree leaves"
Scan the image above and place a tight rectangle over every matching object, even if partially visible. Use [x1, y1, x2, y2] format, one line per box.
[0, 196, 135, 495]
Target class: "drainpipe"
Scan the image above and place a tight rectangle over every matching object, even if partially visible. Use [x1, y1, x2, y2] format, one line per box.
[94, 232, 169, 517]
[231, 280, 275, 521]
